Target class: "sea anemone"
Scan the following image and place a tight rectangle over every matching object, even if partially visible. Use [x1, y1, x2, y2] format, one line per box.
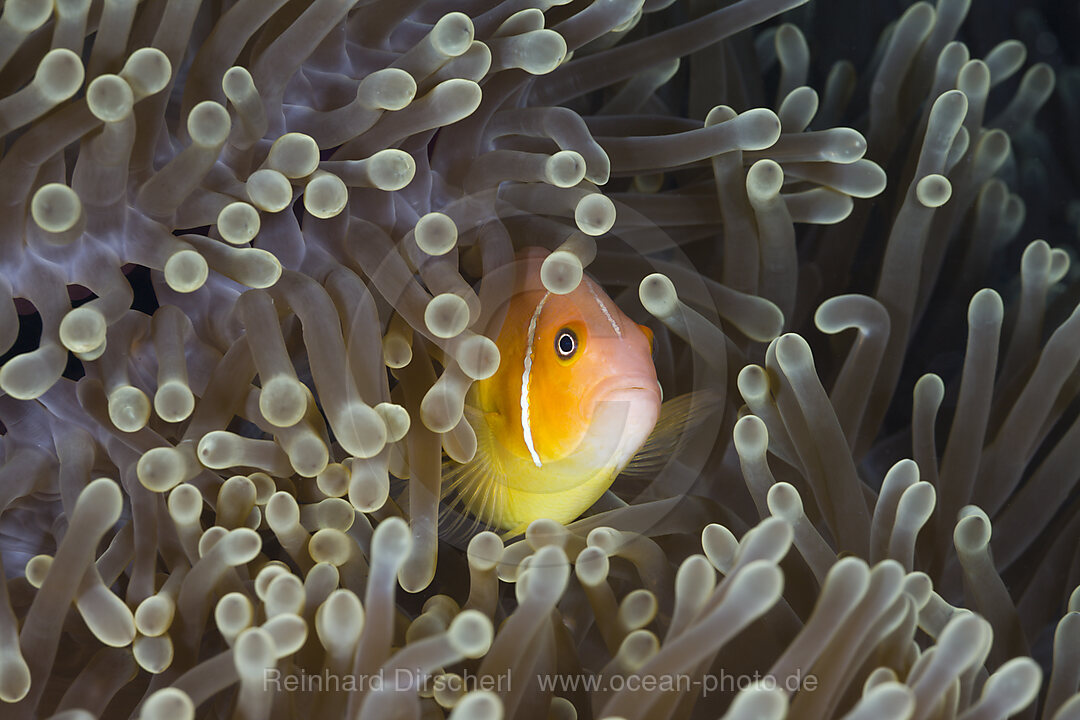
[0, 0, 1077, 718]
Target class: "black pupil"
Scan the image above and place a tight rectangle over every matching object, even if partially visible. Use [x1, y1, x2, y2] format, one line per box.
[557, 331, 575, 356]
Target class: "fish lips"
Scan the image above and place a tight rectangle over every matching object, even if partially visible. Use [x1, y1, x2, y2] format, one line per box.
[588, 374, 663, 415]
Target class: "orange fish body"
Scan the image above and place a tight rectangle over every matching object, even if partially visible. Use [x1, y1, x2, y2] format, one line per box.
[445, 248, 662, 533]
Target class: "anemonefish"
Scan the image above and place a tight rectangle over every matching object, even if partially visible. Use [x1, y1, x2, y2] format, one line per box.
[443, 248, 699, 536]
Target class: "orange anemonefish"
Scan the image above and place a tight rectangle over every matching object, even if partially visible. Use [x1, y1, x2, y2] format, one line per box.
[444, 248, 700, 535]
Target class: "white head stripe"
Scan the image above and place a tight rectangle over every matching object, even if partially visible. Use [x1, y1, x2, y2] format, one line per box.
[586, 282, 621, 338]
[520, 292, 550, 468]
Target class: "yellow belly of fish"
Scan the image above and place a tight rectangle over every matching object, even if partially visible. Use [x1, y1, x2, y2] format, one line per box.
[445, 407, 631, 534]
[456, 458, 617, 533]
[503, 470, 614, 530]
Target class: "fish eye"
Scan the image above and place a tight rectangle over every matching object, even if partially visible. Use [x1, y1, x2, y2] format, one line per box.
[555, 328, 577, 358]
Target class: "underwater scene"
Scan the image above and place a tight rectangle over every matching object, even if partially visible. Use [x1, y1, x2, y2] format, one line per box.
[0, 0, 1079, 718]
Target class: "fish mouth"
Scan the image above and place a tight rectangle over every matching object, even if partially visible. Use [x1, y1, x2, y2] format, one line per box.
[594, 383, 662, 409]
[589, 374, 662, 406]
[607, 385, 656, 400]
[587, 383, 663, 470]
[590, 382, 662, 430]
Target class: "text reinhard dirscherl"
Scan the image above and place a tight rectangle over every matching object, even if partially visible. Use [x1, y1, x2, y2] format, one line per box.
[263, 668, 818, 697]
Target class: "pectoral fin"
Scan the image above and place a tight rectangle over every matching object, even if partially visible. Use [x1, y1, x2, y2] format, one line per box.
[440, 407, 510, 535]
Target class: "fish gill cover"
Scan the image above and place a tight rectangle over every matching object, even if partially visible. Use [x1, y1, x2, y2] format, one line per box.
[0, 0, 1078, 718]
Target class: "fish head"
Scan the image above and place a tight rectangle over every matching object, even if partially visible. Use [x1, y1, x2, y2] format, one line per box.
[479, 250, 661, 474]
